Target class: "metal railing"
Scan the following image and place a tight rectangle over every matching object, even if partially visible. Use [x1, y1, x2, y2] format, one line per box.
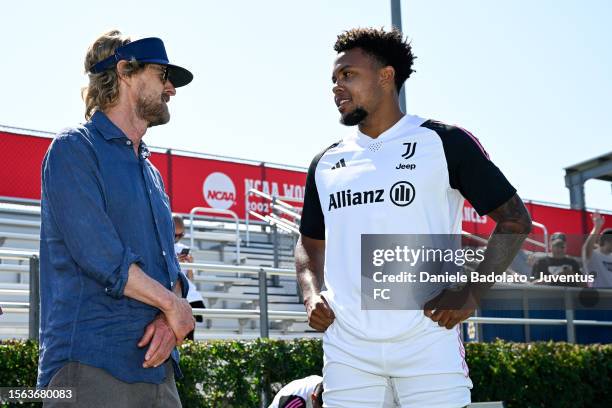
[188, 207, 241, 263]
[183, 262, 295, 338]
[0, 250, 39, 339]
[463, 220, 548, 256]
[4, 258, 612, 343]
[245, 189, 302, 245]
[529, 221, 549, 255]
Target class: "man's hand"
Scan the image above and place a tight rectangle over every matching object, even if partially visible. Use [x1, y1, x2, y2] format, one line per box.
[592, 212, 605, 230]
[424, 285, 480, 330]
[584, 212, 606, 259]
[304, 294, 335, 331]
[138, 314, 176, 368]
[162, 296, 195, 345]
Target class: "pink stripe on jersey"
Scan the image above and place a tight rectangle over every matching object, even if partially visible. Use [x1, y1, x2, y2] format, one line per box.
[456, 325, 470, 378]
[457, 126, 490, 160]
[285, 398, 306, 408]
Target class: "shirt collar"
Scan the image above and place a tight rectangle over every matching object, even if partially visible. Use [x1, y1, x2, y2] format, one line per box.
[91, 110, 151, 159]
[355, 114, 410, 142]
[91, 110, 129, 141]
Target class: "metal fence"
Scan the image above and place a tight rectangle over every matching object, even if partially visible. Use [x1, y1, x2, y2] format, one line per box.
[3, 252, 612, 343]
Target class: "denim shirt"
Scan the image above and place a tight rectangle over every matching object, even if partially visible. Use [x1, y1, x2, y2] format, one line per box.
[37, 111, 188, 387]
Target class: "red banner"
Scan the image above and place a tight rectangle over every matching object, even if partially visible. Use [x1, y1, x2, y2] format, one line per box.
[0, 131, 51, 200]
[1, 129, 610, 256]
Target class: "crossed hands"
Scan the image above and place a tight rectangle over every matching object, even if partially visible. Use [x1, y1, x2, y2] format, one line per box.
[138, 295, 195, 368]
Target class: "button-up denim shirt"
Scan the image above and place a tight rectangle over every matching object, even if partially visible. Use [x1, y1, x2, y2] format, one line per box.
[37, 111, 188, 387]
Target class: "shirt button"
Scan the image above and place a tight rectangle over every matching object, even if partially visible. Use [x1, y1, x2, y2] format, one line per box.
[162, 250, 167, 256]
[126, 140, 132, 145]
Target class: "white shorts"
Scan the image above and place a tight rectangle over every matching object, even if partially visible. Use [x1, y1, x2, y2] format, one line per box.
[322, 317, 472, 408]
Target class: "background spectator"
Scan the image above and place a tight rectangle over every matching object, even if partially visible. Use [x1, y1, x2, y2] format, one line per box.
[582, 213, 612, 288]
[173, 214, 206, 341]
[532, 232, 583, 286]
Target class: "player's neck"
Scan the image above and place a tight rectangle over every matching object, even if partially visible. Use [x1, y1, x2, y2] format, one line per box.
[358, 103, 404, 139]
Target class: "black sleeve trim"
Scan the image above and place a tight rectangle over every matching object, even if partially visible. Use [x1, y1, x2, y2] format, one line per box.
[420, 120, 516, 216]
[299, 142, 340, 240]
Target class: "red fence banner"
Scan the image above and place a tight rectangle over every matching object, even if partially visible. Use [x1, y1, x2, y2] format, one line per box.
[1, 127, 610, 257]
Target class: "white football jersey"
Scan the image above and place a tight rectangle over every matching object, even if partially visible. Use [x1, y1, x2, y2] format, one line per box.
[269, 375, 322, 408]
[300, 114, 516, 340]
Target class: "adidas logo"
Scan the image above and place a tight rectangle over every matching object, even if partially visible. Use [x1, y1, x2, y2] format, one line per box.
[331, 158, 346, 170]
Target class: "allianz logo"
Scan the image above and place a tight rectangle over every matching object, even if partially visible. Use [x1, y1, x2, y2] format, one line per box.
[328, 188, 384, 211]
[328, 181, 416, 211]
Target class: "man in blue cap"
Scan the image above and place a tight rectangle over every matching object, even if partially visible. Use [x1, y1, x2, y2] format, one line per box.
[38, 30, 194, 407]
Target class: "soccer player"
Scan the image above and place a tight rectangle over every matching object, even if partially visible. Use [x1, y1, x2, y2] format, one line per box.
[295, 28, 532, 407]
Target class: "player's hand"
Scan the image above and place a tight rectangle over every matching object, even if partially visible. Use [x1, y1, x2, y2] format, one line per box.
[592, 212, 605, 230]
[162, 295, 195, 345]
[138, 314, 176, 368]
[423, 285, 480, 330]
[304, 294, 335, 332]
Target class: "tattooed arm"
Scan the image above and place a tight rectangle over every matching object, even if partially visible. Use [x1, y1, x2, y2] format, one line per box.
[424, 194, 532, 329]
[473, 193, 532, 285]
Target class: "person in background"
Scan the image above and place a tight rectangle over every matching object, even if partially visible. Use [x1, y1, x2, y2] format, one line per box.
[173, 214, 206, 341]
[532, 232, 583, 286]
[583, 212, 612, 288]
[269, 375, 323, 408]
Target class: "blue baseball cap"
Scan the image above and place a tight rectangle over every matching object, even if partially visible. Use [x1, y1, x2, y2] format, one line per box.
[88, 37, 193, 87]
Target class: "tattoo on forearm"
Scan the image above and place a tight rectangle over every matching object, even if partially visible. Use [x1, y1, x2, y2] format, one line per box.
[477, 194, 532, 277]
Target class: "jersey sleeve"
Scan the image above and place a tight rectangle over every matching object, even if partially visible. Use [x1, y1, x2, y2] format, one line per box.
[299, 154, 326, 240]
[299, 142, 339, 240]
[421, 120, 516, 215]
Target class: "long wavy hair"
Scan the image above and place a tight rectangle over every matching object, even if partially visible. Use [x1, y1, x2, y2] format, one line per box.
[81, 30, 143, 120]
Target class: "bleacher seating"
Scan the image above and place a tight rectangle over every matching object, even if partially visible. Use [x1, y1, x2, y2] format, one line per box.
[0, 199, 310, 340]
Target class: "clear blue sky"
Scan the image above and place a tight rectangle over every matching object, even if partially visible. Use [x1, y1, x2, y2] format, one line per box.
[1, 0, 610, 210]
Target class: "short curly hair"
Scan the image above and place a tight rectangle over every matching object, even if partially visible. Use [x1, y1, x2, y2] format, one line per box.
[334, 27, 416, 93]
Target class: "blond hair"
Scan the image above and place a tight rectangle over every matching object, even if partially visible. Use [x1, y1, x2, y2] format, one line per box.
[81, 30, 143, 120]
